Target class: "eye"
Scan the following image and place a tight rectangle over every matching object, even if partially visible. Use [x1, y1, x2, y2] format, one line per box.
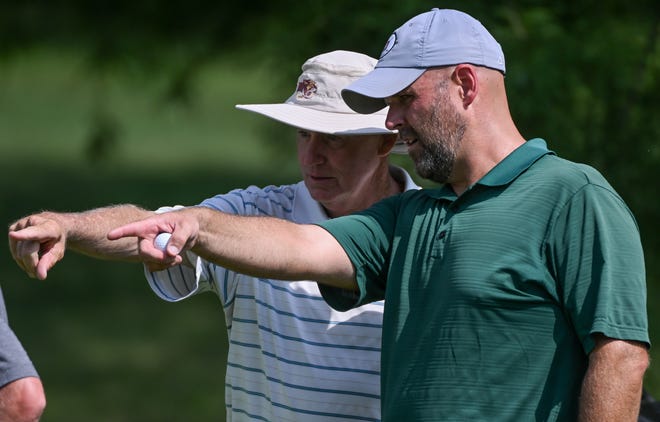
[297, 130, 311, 140]
[324, 134, 348, 148]
[385, 93, 413, 107]
[398, 94, 414, 104]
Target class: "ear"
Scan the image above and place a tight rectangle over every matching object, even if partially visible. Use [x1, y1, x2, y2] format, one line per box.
[377, 134, 398, 156]
[453, 64, 478, 108]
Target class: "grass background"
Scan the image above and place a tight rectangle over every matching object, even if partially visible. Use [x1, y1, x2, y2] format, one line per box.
[0, 50, 657, 421]
[0, 50, 296, 421]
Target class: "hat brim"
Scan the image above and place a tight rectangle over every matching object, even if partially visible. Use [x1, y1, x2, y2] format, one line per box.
[341, 67, 426, 114]
[235, 103, 394, 136]
[235, 103, 409, 155]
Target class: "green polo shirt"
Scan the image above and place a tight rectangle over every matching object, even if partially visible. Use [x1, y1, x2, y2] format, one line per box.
[319, 138, 649, 421]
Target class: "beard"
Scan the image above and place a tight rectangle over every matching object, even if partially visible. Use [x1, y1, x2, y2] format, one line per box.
[408, 86, 466, 184]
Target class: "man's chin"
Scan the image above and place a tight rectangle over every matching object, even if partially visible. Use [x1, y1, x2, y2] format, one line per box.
[307, 187, 338, 203]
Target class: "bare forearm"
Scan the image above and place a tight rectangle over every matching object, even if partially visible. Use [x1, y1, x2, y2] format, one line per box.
[579, 336, 649, 421]
[195, 207, 354, 285]
[109, 206, 358, 290]
[48, 205, 152, 260]
[10, 204, 155, 279]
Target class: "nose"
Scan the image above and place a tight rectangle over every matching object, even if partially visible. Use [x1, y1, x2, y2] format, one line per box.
[385, 105, 403, 131]
[298, 133, 326, 166]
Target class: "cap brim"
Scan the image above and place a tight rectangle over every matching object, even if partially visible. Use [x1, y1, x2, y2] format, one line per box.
[235, 103, 394, 136]
[341, 67, 426, 114]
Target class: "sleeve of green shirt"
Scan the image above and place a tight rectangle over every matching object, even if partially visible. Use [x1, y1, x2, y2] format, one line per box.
[317, 195, 401, 311]
[547, 182, 650, 354]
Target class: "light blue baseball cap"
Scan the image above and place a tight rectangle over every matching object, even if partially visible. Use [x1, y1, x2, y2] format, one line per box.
[342, 8, 506, 114]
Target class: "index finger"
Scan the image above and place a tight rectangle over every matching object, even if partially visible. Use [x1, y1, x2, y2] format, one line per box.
[107, 220, 160, 241]
[8, 225, 53, 241]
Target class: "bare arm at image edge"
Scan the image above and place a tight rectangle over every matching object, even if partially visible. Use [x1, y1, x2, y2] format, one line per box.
[0, 290, 46, 421]
[0, 377, 46, 422]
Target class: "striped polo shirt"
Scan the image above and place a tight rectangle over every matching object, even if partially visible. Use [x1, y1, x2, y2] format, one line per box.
[319, 139, 649, 421]
[146, 167, 419, 421]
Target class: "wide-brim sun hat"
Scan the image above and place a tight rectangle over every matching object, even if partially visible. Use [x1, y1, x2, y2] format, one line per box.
[342, 9, 506, 114]
[236, 50, 406, 153]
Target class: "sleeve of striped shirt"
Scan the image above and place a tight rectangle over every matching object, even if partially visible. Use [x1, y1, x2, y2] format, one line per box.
[143, 185, 298, 307]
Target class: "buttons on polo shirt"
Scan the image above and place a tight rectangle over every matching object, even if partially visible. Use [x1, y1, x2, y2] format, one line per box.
[431, 227, 449, 259]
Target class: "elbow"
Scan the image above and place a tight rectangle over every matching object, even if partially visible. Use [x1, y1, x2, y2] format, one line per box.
[16, 377, 46, 422]
[1, 377, 46, 422]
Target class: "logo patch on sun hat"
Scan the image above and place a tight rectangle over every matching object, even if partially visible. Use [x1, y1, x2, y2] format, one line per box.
[380, 33, 397, 59]
[296, 79, 318, 99]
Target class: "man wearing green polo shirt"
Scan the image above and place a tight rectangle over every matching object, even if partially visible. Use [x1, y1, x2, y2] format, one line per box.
[102, 8, 649, 422]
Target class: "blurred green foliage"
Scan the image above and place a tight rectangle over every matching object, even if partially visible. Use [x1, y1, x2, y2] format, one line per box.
[0, 1, 658, 420]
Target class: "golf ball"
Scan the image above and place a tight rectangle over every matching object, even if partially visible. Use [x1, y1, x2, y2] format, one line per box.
[154, 232, 172, 252]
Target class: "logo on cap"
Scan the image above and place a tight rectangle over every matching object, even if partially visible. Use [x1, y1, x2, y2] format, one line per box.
[380, 33, 397, 59]
[296, 79, 318, 99]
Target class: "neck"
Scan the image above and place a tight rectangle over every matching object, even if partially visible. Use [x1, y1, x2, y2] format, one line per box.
[448, 69, 526, 196]
[450, 123, 526, 197]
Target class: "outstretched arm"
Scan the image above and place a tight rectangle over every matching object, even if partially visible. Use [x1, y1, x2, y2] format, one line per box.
[108, 206, 358, 291]
[8, 205, 153, 280]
